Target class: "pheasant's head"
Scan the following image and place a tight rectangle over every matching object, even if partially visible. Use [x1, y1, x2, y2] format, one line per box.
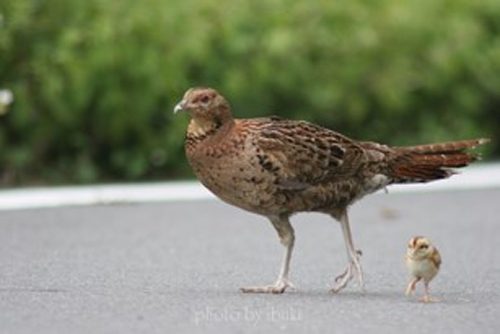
[174, 87, 233, 128]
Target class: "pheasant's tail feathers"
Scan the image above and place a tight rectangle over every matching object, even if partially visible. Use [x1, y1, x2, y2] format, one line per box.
[391, 138, 490, 183]
[397, 138, 490, 154]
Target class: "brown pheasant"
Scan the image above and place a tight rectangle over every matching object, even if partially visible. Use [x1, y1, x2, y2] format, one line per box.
[174, 87, 488, 294]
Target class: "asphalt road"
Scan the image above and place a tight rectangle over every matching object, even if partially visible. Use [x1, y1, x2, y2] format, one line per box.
[0, 188, 499, 334]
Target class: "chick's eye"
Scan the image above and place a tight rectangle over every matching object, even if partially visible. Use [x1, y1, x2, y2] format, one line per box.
[419, 245, 428, 250]
[201, 95, 210, 104]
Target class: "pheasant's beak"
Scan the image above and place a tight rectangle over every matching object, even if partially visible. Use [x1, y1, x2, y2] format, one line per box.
[173, 101, 185, 114]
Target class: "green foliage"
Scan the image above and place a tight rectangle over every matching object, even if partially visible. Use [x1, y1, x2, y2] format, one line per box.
[0, 0, 499, 185]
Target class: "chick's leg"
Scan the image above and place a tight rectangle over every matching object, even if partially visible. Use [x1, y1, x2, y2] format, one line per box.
[406, 277, 420, 296]
[419, 281, 439, 303]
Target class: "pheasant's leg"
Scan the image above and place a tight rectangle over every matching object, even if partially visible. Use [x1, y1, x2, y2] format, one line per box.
[405, 277, 420, 297]
[241, 215, 295, 294]
[331, 210, 365, 293]
[419, 281, 439, 303]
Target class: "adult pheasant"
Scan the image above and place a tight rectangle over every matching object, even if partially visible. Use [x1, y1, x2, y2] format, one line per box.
[174, 87, 488, 294]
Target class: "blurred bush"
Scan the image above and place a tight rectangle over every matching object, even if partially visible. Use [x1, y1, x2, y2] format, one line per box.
[0, 0, 499, 185]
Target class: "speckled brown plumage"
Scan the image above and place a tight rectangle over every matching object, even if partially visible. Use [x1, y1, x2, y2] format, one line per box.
[174, 87, 489, 294]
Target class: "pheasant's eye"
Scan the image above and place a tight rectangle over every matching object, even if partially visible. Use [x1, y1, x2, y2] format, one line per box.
[200, 95, 210, 104]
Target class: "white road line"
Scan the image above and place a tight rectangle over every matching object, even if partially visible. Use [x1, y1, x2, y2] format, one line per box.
[0, 163, 499, 211]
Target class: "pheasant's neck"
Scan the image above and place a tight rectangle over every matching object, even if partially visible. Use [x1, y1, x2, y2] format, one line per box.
[187, 116, 234, 141]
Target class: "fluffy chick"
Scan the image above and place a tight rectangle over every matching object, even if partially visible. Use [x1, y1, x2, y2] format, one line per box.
[405, 236, 441, 302]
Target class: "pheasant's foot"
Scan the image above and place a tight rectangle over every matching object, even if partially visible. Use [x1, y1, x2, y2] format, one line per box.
[331, 264, 354, 293]
[331, 250, 364, 293]
[240, 278, 295, 294]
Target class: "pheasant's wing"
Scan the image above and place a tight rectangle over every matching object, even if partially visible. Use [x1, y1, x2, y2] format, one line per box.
[255, 119, 369, 189]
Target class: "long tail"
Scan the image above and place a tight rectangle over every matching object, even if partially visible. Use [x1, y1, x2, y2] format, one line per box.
[390, 138, 490, 183]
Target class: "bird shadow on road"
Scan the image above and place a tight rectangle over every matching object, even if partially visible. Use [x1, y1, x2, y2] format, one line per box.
[177, 286, 496, 306]
[148, 281, 497, 308]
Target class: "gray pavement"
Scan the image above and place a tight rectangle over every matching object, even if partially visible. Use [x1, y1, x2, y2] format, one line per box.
[0, 188, 499, 333]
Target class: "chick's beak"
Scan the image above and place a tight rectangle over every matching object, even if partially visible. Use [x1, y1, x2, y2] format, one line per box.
[174, 101, 185, 114]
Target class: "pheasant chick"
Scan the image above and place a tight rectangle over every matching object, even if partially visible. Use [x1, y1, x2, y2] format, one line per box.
[405, 236, 441, 303]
